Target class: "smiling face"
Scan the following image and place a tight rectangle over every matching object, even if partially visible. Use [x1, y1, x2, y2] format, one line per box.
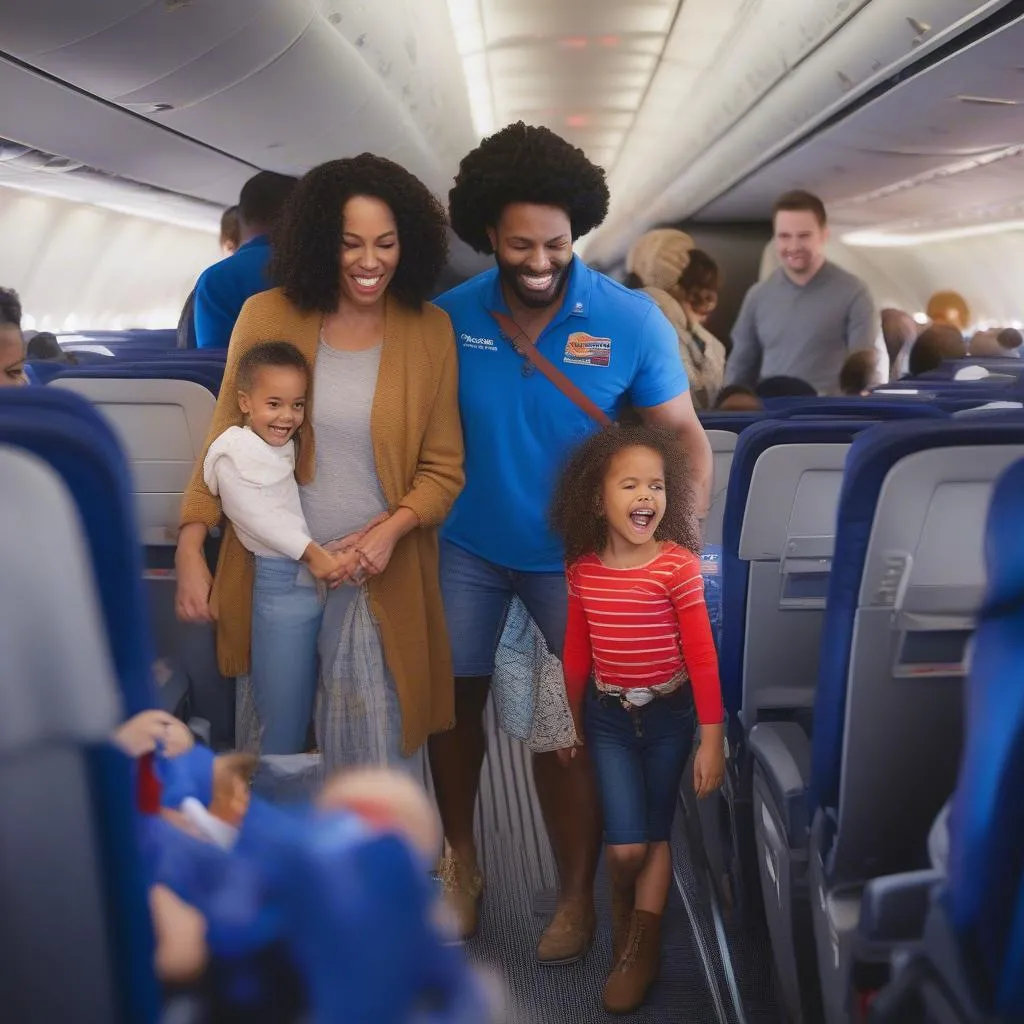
[773, 208, 827, 284]
[338, 194, 401, 308]
[600, 445, 667, 558]
[487, 202, 573, 311]
[237, 364, 307, 447]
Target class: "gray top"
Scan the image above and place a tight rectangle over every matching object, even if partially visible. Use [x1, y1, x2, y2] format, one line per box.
[300, 339, 388, 545]
[725, 261, 878, 394]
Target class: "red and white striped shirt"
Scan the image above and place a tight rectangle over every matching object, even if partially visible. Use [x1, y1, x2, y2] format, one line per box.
[562, 542, 723, 725]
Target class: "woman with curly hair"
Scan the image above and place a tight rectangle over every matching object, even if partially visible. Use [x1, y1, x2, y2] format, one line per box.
[429, 122, 712, 958]
[175, 154, 464, 769]
[551, 424, 725, 1012]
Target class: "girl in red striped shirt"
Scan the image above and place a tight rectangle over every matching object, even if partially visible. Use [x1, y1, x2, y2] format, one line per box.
[551, 424, 725, 1014]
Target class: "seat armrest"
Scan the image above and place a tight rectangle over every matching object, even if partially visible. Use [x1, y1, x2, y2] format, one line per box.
[749, 721, 811, 844]
[857, 870, 942, 947]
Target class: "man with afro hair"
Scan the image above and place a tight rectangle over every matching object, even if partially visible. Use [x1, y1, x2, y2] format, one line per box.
[429, 122, 713, 962]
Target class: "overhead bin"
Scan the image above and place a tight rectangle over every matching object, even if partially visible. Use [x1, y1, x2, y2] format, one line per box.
[584, 0, 1016, 267]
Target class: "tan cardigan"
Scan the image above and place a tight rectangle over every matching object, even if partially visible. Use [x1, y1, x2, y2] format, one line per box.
[180, 288, 465, 754]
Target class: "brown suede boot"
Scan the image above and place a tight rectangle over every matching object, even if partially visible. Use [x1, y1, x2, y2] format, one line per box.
[536, 895, 596, 964]
[610, 881, 635, 965]
[602, 910, 662, 1014]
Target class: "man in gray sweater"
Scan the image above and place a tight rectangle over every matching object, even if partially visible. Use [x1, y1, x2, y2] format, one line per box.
[725, 190, 879, 395]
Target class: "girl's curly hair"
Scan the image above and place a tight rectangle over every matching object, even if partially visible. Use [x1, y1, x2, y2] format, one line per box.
[551, 424, 701, 563]
[270, 154, 449, 312]
[448, 122, 610, 254]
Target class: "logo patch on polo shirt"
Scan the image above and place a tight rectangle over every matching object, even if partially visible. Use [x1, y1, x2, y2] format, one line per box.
[564, 332, 611, 367]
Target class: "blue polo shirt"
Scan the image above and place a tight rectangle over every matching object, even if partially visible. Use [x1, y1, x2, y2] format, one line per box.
[193, 235, 272, 349]
[434, 256, 689, 572]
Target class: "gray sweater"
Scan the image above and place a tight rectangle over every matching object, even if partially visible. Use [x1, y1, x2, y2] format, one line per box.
[725, 262, 878, 395]
[300, 340, 388, 545]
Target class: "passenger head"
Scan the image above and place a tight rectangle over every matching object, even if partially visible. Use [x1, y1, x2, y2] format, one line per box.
[714, 384, 763, 412]
[675, 249, 720, 321]
[772, 190, 828, 285]
[237, 171, 298, 240]
[449, 122, 609, 310]
[925, 291, 970, 332]
[235, 341, 310, 447]
[25, 331, 63, 361]
[755, 375, 817, 399]
[997, 327, 1023, 353]
[880, 308, 918, 367]
[625, 229, 693, 292]
[0, 288, 27, 387]
[317, 767, 442, 863]
[838, 349, 882, 396]
[551, 424, 700, 563]
[272, 154, 448, 313]
[907, 324, 966, 376]
[219, 205, 241, 256]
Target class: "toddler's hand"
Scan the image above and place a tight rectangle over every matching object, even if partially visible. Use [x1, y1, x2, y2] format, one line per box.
[113, 710, 194, 759]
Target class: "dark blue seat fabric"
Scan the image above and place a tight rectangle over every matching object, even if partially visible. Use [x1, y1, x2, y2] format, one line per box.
[946, 457, 1024, 1013]
[59, 328, 177, 351]
[25, 359, 70, 385]
[0, 387, 159, 1022]
[51, 359, 224, 395]
[809, 421, 1024, 818]
[698, 410, 766, 433]
[917, 358, 1024, 380]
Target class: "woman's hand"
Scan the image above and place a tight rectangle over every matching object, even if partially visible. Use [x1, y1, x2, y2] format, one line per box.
[324, 512, 391, 558]
[175, 523, 213, 623]
[355, 507, 419, 577]
[693, 722, 726, 799]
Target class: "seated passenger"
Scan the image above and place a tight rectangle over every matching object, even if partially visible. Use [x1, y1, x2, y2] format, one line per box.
[926, 290, 970, 333]
[713, 384, 763, 412]
[998, 327, 1023, 355]
[880, 308, 919, 380]
[907, 324, 967, 376]
[838, 348, 882, 395]
[0, 287, 27, 387]
[552, 425, 725, 1015]
[755, 374, 817, 399]
[202, 341, 349, 755]
[193, 174, 297, 349]
[26, 330, 76, 364]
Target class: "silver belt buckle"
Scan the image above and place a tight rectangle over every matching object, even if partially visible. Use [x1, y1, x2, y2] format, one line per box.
[623, 688, 655, 708]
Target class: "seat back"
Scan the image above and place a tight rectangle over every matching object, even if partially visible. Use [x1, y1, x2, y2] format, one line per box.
[0, 446, 155, 1024]
[721, 417, 907, 730]
[810, 420, 1024, 885]
[51, 359, 224, 395]
[50, 377, 216, 546]
[945, 457, 1024, 1012]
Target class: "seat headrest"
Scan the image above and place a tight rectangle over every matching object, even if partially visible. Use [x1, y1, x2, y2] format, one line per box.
[0, 447, 122, 753]
[984, 458, 1024, 613]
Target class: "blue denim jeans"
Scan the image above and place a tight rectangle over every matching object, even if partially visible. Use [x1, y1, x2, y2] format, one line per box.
[250, 556, 323, 755]
[439, 539, 568, 676]
[585, 685, 696, 844]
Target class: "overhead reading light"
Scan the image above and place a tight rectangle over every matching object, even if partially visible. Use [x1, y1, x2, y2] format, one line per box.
[956, 95, 1019, 106]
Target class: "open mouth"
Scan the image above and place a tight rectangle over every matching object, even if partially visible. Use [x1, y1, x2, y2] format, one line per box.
[629, 508, 656, 532]
[519, 272, 555, 292]
[267, 424, 293, 440]
[352, 274, 384, 294]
